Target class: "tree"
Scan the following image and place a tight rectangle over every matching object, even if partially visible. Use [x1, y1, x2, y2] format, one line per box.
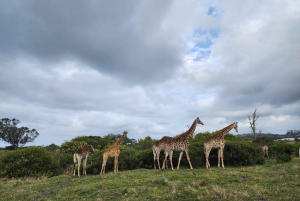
[0, 118, 39, 150]
[246, 108, 260, 139]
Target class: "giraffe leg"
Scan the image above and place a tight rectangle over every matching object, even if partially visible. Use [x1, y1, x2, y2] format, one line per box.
[204, 145, 211, 168]
[165, 151, 169, 169]
[169, 151, 174, 170]
[163, 150, 170, 169]
[83, 156, 88, 175]
[185, 150, 193, 169]
[114, 156, 117, 173]
[177, 152, 183, 169]
[77, 157, 81, 177]
[156, 152, 161, 169]
[265, 147, 269, 159]
[205, 149, 211, 169]
[73, 154, 77, 176]
[153, 149, 156, 169]
[221, 146, 225, 168]
[115, 156, 119, 173]
[100, 159, 107, 175]
[217, 148, 221, 168]
[162, 151, 167, 169]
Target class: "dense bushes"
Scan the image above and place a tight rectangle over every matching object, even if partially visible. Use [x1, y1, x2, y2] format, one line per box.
[1, 133, 298, 178]
[223, 141, 265, 166]
[0, 146, 60, 178]
[269, 141, 296, 162]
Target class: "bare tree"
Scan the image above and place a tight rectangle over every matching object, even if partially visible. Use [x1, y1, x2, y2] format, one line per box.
[246, 108, 260, 139]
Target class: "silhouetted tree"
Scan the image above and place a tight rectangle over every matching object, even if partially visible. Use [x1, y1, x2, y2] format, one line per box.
[0, 118, 39, 149]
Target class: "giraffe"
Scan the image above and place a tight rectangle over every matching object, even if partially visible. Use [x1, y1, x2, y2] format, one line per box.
[152, 136, 173, 169]
[162, 117, 204, 170]
[73, 144, 95, 177]
[100, 131, 128, 175]
[204, 122, 238, 169]
[252, 139, 269, 159]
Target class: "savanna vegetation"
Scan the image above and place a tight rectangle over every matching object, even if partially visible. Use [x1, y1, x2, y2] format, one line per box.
[0, 131, 300, 200]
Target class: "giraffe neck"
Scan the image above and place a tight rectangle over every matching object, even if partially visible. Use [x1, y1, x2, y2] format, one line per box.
[115, 133, 126, 146]
[177, 118, 198, 141]
[215, 123, 235, 138]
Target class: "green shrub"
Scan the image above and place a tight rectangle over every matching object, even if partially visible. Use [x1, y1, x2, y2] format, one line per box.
[0, 146, 60, 178]
[59, 153, 72, 168]
[276, 154, 292, 163]
[269, 141, 295, 158]
[224, 141, 265, 166]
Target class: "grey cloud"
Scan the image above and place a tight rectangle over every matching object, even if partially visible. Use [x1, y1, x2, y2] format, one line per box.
[1, 0, 184, 84]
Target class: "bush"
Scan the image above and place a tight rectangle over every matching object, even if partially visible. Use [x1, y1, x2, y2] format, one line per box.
[224, 141, 265, 166]
[269, 141, 295, 158]
[276, 154, 292, 163]
[0, 146, 60, 178]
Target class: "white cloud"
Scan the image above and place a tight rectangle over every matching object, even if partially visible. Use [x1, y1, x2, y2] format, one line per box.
[1, 0, 299, 147]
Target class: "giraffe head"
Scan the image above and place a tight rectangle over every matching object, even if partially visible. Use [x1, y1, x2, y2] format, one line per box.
[86, 144, 95, 153]
[196, 117, 204, 125]
[233, 122, 238, 132]
[123, 130, 128, 137]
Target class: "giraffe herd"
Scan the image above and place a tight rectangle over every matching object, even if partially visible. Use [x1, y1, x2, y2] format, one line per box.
[73, 117, 268, 176]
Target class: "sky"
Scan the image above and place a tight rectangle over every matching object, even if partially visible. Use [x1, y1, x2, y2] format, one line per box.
[1, 0, 300, 147]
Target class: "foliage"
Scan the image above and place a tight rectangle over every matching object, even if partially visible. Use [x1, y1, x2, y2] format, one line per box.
[0, 146, 60, 178]
[135, 136, 156, 150]
[61, 140, 88, 155]
[224, 141, 265, 166]
[189, 133, 264, 167]
[0, 118, 39, 150]
[269, 141, 296, 158]
[276, 154, 292, 163]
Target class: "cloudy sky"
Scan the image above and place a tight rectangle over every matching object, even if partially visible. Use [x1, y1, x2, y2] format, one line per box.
[1, 0, 299, 147]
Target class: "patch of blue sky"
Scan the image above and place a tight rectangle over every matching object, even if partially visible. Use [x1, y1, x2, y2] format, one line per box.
[207, 6, 219, 17]
[193, 50, 211, 62]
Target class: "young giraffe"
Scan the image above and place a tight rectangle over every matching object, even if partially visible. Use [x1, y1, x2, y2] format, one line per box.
[252, 139, 269, 159]
[100, 131, 128, 175]
[73, 144, 95, 177]
[162, 117, 204, 170]
[204, 122, 238, 169]
[152, 136, 173, 169]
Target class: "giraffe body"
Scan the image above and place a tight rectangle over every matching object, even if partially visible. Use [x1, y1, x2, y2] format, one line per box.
[100, 131, 127, 175]
[153, 136, 172, 169]
[252, 139, 269, 159]
[204, 122, 238, 168]
[162, 117, 204, 170]
[73, 144, 95, 177]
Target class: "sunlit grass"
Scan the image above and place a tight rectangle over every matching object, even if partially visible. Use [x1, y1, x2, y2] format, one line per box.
[0, 158, 299, 201]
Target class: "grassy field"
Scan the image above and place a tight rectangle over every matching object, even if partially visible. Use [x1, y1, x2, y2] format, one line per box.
[0, 158, 299, 201]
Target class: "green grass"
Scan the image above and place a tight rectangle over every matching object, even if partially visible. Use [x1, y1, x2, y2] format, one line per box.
[0, 158, 300, 201]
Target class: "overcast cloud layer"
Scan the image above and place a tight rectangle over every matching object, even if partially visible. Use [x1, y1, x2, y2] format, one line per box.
[1, 0, 299, 147]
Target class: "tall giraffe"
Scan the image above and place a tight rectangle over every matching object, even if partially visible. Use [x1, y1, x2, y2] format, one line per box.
[252, 139, 269, 159]
[204, 122, 238, 168]
[100, 131, 128, 175]
[153, 136, 173, 169]
[73, 144, 95, 177]
[162, 117, 204, 170]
